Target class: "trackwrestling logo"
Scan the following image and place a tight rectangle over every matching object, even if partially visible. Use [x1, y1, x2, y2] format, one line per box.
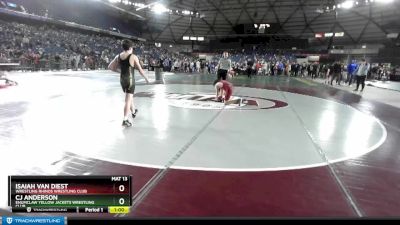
[2, 217, 65, 225]
[134, 92, 288, 110]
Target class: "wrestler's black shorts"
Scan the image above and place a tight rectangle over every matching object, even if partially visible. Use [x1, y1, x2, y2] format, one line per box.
[120, 75, 135, 94]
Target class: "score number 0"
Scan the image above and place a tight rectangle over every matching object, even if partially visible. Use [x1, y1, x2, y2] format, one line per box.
[118, 184, 126, 205]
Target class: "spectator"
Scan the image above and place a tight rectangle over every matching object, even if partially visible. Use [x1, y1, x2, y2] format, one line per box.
[354, 59, 370, 92]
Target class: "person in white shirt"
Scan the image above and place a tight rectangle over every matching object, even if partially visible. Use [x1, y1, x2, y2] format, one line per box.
[262, 61, 269, 76]
[217, 51, 232, 80]
[196, 60, 201, 73]
[173, 60, 180, 72]
[354, 58, 370, 92]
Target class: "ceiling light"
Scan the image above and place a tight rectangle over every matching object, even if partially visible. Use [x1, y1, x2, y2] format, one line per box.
[151, 3, 169, 14]
[342, 0, 354, 9]
[325, 32, 334, 37]
[315, 33, 323, 38]
[335, 32, 344, 37]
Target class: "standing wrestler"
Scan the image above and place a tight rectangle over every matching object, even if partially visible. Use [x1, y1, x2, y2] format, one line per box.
[117, 39, 149, 127]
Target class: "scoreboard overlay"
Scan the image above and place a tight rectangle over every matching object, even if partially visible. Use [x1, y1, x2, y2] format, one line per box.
[8, 176, 131, 214]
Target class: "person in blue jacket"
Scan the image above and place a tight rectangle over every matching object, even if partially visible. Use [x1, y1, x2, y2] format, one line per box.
[346, 60, 358, 86]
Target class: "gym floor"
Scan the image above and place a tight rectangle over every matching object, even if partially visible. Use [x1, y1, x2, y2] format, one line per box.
[1, 70, 400, 217]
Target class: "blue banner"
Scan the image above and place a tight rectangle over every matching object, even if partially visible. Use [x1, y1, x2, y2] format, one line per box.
[1, 217, 65, 225]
